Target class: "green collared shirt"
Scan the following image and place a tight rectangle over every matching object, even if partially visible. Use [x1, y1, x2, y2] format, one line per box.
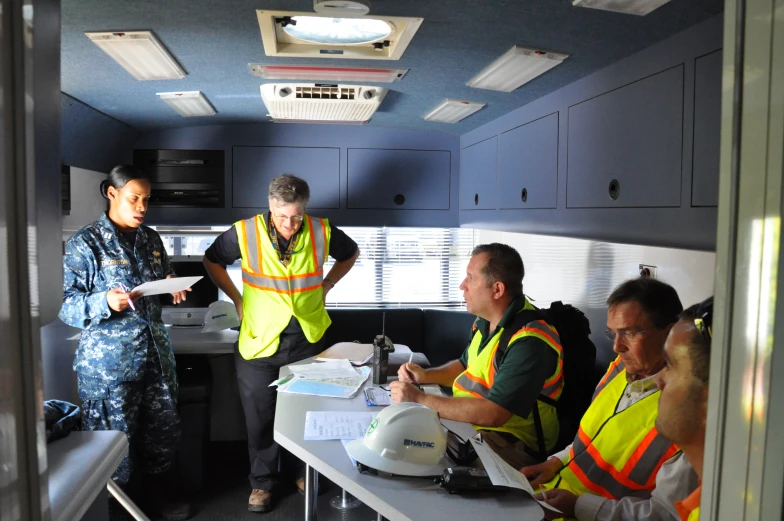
[458, 296, 559, 418]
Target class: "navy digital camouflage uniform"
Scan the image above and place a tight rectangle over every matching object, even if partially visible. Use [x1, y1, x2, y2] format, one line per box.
[59, 213, 181, 485]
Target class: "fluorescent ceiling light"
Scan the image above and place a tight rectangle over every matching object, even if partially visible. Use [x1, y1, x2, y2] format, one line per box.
[467, 46, 568, 92]
[157, 91, 216, 117]
[572, 0, 672, 16]
[250, 64, 407, 83]
[85, 31, 186, 81]
[284, 16, 392, 45]
[423, 99, 485, 124]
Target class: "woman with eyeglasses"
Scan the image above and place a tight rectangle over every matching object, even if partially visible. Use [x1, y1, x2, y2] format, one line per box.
[202, 173, 359, 513]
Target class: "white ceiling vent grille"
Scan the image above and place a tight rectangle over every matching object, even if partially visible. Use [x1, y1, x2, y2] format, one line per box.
[260, 84, 387, 123]
[256, 10, 423, 60]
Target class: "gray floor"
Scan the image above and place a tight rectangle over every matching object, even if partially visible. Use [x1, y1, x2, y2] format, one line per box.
[110, 442, 381, 521]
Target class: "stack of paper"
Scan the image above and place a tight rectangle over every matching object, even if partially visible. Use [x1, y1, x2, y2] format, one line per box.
[315, 342, 374, 366]
[273, 360, 371, 399]
[303, 411, 377, 440]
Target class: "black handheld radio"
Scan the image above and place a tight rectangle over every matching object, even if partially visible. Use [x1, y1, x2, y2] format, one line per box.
[372, 312, 394, 385]
[435, 467, 507, 494]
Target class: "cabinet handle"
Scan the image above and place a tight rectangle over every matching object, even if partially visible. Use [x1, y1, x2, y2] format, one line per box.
[521, 188, 528, 203]
[393, 194, 405, 206]
[474, 193, 479, 206]
[608, 179, 620, 201]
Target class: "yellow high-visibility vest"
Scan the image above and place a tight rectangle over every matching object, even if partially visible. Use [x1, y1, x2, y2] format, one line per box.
[545, 356, 678, 500]
[452, 300, 564, 452]
[234, 214, 331, 359]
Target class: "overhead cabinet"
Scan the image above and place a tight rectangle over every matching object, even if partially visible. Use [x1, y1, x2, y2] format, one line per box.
[692, 50, 722, 207]
[346, 148, 451, 210]
[497, 113, 559, 209]
[232, 146, 340, 209]
[566, 65, 684, 208]
[461, 136, 498, 210]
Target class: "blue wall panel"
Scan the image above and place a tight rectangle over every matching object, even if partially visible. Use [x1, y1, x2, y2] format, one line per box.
[347, 149, 451, 210]
[459, 15, 722, 251]
[132, 124, 459, 228]
[61, 93, 140, 173]
[233, 146, 341, 209]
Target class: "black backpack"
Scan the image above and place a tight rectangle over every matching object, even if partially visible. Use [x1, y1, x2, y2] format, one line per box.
[497, 301, 597, 459]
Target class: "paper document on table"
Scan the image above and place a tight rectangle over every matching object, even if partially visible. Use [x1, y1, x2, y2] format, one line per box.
[131, 276, 202, 297]
[315, 342, 374, 366]
[288, 359, 359, 379]
[469, 433, 562, 514]
[277, 366, 371, 399]
[304, 411, 377, 440]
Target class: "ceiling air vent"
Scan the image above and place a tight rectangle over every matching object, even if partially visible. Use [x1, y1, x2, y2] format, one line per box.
[260, 83, 387, 124]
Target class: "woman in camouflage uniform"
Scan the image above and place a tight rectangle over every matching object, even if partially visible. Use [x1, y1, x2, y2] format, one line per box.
[59, 165, 192, 520]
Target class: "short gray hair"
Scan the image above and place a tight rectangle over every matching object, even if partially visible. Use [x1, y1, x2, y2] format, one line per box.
[268, 173, 310, 207]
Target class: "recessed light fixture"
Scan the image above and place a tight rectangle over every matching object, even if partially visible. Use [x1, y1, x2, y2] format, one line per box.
[467, 46, 568, 92]
[423, 99, 485, 124]
[573, 0, 672, 16]
[249, 64, 408, 83]
[156, 91, 216, 117]
[85, 31, 186, 81]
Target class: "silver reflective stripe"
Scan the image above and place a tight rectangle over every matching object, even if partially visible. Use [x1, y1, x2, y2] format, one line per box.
[592, 360, 626, 400]
[570, 450, 643, 498]
[242, 272, 289, 292]
[243, 217, 261, 273]
[309, 216, 327, 267]
[626, 432, 674, 485]
[290, 274, 324, 290]
[454, 373, 490, 398]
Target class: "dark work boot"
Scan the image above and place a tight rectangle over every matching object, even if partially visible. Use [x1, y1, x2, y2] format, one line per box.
[141, 472, 195, 521]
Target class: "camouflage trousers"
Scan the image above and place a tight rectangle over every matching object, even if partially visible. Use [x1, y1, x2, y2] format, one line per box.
[77, 345, 181, 485]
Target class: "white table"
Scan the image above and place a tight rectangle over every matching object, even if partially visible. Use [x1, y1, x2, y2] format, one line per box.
[273, 361, 544, 521]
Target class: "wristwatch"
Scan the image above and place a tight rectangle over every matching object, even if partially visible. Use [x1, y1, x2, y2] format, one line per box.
[323, 277, 336, 288]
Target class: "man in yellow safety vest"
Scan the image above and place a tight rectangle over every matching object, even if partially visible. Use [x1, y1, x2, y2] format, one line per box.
[390, 243, 564, 467]
[202, 174, 359, 513]
[526, 278, 699, 520]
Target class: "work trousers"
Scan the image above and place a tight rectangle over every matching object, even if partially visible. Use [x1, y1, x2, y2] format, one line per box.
[235, 318, 323, 492]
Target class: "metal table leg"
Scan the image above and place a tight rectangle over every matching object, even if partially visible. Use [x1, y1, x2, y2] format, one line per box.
[304, 464, 319, 521]
[107, 480, 151, 521]
[330, 488, 362, 510]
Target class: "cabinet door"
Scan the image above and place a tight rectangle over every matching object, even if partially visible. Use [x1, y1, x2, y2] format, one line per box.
[692, 50, 722, 207]
[346, 148, 451, 210]
[498, 113, 558, 209]
[232, 146, 340, 209]
[461, 137, 497, 210]
[566, 65, 684, 208]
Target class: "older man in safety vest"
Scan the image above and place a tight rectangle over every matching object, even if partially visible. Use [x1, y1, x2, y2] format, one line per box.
[203, 173, 359, 513]
[525, 278, 698, 521]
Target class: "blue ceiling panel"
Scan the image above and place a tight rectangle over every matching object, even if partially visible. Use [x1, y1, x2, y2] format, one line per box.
[62, 0, 722, 135]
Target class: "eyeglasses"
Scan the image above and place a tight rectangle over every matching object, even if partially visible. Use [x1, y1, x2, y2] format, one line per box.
[605, 328, 652, 343]
[694, 297, 714, 343]
[272, 213, 304, 223]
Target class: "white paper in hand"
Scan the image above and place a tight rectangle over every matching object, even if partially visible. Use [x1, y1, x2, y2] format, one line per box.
[469, 433, 562, 514]
[131, 276, 202, 297]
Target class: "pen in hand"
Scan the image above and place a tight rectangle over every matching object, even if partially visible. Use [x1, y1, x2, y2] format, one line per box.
[119, 283, 135, 311]
[405, 352, 415, 382]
